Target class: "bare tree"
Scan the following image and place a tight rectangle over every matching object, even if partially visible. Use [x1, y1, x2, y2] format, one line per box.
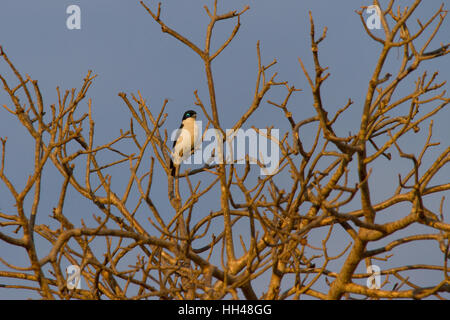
[0, 0, 449, 300]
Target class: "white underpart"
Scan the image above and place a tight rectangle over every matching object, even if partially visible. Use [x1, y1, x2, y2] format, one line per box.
[172, 117, 199, 165]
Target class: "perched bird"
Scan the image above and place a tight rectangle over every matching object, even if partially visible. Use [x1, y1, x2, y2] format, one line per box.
[170, 110, 199, 176]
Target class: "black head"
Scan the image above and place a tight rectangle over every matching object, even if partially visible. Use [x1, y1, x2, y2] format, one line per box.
[182, 110, 197, 120]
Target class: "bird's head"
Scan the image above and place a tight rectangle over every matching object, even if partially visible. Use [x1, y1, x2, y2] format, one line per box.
[182, 110, 197, 120]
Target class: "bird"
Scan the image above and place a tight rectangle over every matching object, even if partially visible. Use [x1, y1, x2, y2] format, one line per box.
[170, 110, 199, 176]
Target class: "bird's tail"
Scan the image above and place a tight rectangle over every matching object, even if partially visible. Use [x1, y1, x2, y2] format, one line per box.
[170, 159, 176, 176]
